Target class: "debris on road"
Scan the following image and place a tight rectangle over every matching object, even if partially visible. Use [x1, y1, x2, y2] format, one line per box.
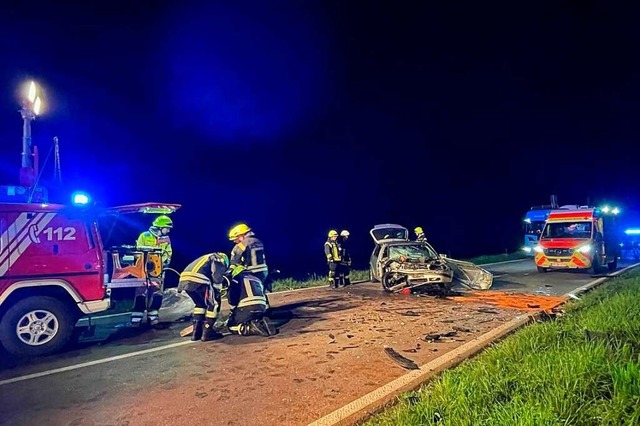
[453, 291, 567, 312]
[159, 288, 195, 322]
[384, 346, 420, 370]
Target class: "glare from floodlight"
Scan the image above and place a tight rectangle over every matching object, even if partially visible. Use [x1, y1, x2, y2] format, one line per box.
[28, 81, 37, 103]
[33, 97, 42, 115]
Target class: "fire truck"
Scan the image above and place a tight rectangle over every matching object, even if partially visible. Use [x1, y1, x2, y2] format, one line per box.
[534, 206, 621, 274]
[0, 196, 180, 357]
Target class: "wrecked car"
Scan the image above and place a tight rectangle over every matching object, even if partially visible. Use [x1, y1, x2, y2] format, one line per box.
[369, 224, 454, 293]
[369, 224, 494, 293]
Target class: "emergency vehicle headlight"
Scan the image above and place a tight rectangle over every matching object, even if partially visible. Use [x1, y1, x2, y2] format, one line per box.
[577, 244, 592, 254]
[72, 191, 90, 205]
[533, 245, 543, 253]
[522, 246, 532, 253]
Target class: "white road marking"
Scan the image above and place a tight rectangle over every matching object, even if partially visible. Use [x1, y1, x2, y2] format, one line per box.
[0, 340, 195, 387]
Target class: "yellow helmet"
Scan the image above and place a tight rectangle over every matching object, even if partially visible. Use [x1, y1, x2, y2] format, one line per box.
[414, 226, 423, 234]
[152, 215, 173, 228]
[228, 223, 251, 240]
[328, 230, 338, 238]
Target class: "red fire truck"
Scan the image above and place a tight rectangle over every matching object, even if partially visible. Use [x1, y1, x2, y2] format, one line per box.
[534, 206, 621, 274]
[0, 197, 180, 356]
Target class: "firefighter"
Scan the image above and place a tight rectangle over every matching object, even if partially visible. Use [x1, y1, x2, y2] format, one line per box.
[137, 215, 174, 266]
[134, 215, 174, 326]
[228, 223, 270, 289]
[225, 265, 274, 336]
[177, 252, 229, 341]
[324, 230, 341, 288]
[414, 226, 427, 242]
[338, 230, 352, 286]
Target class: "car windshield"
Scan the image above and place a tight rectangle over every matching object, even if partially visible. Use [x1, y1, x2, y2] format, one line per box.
[388, 244, 438, 261]
[541, 221, 592, 239]
[524, 221, 545, 235]
[372, 228, 408, 241]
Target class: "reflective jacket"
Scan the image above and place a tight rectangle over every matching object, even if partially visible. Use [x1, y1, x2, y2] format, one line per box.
[416, 234, 427, 242]
[230, 232, 268, 276]
[227, 270, 267, 310]
[324, 239, 341, 262]
[177, 253, 227, 293]
[137, 229, 172, 266]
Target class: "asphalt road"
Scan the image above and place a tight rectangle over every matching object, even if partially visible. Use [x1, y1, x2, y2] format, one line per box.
[0, 258, 634, 425]
[479, 257, 632, 296]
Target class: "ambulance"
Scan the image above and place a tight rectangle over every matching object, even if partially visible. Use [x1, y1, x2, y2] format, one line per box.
[534, 206, 621, 273]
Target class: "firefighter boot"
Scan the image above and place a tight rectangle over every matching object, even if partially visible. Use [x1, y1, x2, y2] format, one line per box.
[191, 318, 204, 341]
[201, 319, 224, 342]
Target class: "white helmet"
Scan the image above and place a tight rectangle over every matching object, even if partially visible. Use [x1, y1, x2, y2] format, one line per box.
[340, 230, 350, 237]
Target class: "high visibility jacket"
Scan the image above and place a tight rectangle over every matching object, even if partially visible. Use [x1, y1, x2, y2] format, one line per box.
[227, 271, 267, 310]
[137, 230, 172, 266]
[230, 232, 268, 276]
[416, 234, 427, 242]
[339, 238, 351, 265]
[177, 253, 227, 293]
[324, 239, 341, 262]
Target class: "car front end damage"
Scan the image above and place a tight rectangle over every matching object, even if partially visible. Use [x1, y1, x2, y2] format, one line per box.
[381, 257, 454, 293]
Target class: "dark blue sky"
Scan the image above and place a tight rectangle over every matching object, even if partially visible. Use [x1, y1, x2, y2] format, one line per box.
[1, 1, 639, 279]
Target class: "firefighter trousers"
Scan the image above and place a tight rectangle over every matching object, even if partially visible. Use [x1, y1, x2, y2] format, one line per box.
[338, 263, 351, 286]
[132, 282, 163, 325]
[227, 305, 270, 336]
[328, 262, 338, 288]
[186, 285, 221, 323]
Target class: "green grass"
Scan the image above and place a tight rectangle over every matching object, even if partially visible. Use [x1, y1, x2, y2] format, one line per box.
[270, 252, 526, 292]
[365, 271, 640, 426]
[465, 251, 528, 265]
[271, 269, 369, 292]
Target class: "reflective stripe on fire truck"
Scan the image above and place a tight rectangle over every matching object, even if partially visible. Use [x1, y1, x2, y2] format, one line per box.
[0, 212, 57, 277]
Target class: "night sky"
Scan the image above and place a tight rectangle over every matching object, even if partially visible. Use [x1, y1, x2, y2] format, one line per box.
[1, 1, 639, 280]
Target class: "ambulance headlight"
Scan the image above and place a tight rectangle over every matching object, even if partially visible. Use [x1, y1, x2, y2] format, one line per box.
[577, 244, 592, 254]
[72, 191, 91, 205]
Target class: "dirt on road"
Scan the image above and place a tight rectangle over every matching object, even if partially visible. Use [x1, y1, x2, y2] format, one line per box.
[1, 284, 536, 426]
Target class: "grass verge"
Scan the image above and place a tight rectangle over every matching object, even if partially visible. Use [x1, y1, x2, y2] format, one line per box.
[270, 252, 526, 292]
[365, 270, 640, 426]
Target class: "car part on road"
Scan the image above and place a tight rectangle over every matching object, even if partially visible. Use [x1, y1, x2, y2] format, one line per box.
[446, 258, 494, 290]
[384, 346, 420, 370]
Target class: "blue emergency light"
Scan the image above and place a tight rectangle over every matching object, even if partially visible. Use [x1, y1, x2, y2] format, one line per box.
[71, 191, 90, 205]
[625, 229, 640, 235]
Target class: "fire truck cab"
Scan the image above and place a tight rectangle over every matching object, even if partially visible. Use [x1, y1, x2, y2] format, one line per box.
[534, 206, 621, 274]
[0, 198, 180, 357]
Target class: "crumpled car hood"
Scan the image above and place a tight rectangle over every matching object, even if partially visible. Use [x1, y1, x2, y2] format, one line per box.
[445, 258, 494, 290]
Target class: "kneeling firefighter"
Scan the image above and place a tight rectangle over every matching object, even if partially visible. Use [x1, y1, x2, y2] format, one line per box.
[225, 265, 275, 336]
[178, 252, 229, 341]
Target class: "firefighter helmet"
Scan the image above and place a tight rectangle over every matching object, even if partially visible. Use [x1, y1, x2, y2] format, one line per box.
[212, 252, 230, 268]
[152, 215, 173, 228]
[229, 223, 251, 240]
[340, 230, 350, 237]
[414, 226, 423, 234]
[328, 230, 338, 238]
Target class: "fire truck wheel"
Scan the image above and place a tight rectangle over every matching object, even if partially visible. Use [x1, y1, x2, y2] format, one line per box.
[0, 296, 75, 357]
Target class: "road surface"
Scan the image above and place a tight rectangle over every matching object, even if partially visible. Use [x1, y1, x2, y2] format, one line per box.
[0, 259, 632, 426]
